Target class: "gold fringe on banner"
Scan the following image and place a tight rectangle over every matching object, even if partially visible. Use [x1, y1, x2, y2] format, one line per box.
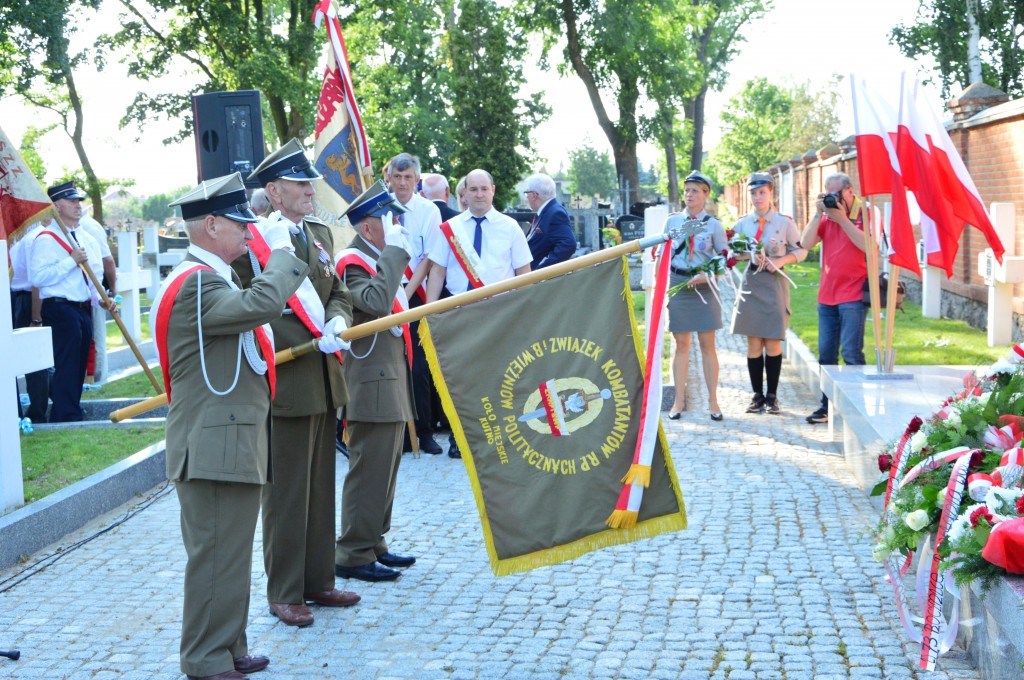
[621, 464, 651, 487]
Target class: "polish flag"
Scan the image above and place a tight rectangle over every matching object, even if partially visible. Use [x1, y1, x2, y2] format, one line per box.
[895, 75, 1005, 277]
[850, 76, 920, 274]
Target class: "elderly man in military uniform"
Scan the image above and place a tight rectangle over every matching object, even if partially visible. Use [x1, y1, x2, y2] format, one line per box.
[233, 139, 359, 627]
[153, 173, 311, 679]
[334, 181, 418, 582]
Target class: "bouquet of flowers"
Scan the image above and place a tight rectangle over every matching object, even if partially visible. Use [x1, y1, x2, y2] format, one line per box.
[601, 226, 622, 247]
[871, 344, 1024, 669]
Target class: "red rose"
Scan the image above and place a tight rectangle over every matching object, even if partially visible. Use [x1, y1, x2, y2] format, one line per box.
[1017, 496, 1024, 515]
[970, 506, 994, 528]
[726, 229, 736, 239]
[907, 416, 923, 434]
[878, 454, 893, 472]
[969, 450, 986, 468]
[726, 256, 738, 269]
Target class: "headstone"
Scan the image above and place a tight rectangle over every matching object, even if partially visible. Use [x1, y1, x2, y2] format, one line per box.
[114, 231, 150, 342]
[977, 202, 1024, 346]
[0, 240, 55, 512]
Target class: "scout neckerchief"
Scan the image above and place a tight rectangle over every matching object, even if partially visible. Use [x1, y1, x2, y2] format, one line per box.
[334, 247, 413, 369]
[671, 214, 711, 258]
[439, 219, 485, 289]
[152, 262, 276, 402]
[245, 218, 343, 364]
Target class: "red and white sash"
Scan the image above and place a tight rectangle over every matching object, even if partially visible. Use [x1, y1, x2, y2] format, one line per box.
[439, 220, 485, 289]
[334, 247, 413, 368]
[152, 263, 276, 402]
[36, 229, 93, 295]
[404, 264, 427, 303]
[246, 219, 343, 363]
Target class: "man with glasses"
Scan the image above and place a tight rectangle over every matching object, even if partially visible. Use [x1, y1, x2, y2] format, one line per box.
[523, 173, 575, 269]
[799, 172, 868, 424]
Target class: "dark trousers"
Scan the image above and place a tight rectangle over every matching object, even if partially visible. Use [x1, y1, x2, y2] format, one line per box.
[41, 299, 91, 422]
[12, 290, 50, 422]
[410, 318, 433, 439]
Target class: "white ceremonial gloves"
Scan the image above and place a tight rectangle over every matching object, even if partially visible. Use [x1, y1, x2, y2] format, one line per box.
[382, 211, 410, 254]
[325, 315, 348, 336]
[260, 212, 295, 252]
[318, 333, 347, 354]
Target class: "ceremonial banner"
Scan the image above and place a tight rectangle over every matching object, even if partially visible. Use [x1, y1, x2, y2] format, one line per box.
[420, 258, 687, 575]
[0, 125, 55, 242]
[312, 0, 370, 246]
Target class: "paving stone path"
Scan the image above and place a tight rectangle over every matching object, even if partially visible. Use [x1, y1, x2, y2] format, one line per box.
[0, 312, 980, 679]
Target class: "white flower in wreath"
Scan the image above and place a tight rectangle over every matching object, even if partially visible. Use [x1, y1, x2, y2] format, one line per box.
[905, 509, 931, 531]
[977, 392, 992, 406]
[935, 487, 947, 508]
[946, 508, 977, 543]
[910, 431, 928, 454]
[872, 543, 890, 563]
[945, 411, 962, 428]
[983, 357, 1017, 379]
[985, 486, 1024, 516]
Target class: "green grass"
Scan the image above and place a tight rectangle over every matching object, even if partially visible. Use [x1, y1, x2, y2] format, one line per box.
[786, 262, 1009, 366]
[82, 368, 164, 400]
[19, 426, 165, 504]
[105, 318, 152, 347]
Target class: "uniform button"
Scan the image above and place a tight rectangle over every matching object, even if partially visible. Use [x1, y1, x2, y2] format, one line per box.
[229, 414, 236, 421]
[380, 370, 385, 377]
[292, 268, 301, 275]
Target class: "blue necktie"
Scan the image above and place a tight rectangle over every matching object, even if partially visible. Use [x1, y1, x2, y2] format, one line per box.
[472, 216, 485, 255]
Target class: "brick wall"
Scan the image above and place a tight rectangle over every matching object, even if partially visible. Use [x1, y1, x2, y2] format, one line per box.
[723, 98, 1024, 331]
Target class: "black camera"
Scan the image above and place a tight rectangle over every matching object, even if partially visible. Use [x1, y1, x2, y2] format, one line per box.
[822, 192, 842, 209]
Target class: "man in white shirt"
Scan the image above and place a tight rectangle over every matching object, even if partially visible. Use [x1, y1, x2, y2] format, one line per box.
[385, 153, 443, 454]
[29, 182, 115, 422]
[78, 212, 116, 385]
[424, 168, 532, 456]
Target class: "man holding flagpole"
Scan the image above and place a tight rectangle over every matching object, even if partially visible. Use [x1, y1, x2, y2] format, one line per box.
[233, 139, 360, 628]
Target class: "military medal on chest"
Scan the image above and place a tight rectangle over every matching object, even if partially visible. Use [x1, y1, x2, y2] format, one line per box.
[313, 238, 334, 277]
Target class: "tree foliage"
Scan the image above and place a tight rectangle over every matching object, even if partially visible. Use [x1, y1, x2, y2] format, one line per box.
[891, 0, 1024, 98]
[707, 77, 792, 185]
[445, 0, 547, 208]
[567, 143, 616, 199]
[18, 124, 56, 179]
[104, 0, 325, 145]
[142, 188, 190, 224]
[778, 79, 842, 160]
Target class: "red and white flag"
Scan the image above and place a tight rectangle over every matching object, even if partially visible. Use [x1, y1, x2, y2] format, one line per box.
[849, 76, 919, 274]
[896, 75, 1004, 277]
[312, 0, 371, 239]
[0, 125, 55, 243]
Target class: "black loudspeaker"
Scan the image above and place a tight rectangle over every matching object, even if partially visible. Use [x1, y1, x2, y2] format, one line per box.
[191, 90, 265, 187]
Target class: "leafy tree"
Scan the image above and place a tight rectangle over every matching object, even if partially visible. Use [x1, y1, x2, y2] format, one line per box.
[0, 0, 114, 221]
[778, 78, 842, 160]
[567, 143, 616, 199]
[891, 0, 1024, 98]
[142, 188, 189, 224]
[708, 77, 792, 185]
[445, 0, 548, 207]
[342, 0, 457, 177]
[105, 0, 325, 145]
[18, 124, 56, 179]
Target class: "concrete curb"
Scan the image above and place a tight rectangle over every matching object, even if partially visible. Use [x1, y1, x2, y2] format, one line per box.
[0, 441, 167, 571]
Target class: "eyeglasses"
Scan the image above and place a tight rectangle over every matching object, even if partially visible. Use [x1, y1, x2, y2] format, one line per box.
[524, 191, 538, 197]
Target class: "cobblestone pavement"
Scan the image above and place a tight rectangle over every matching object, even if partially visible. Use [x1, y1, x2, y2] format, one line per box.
[0, 315, 980, 679]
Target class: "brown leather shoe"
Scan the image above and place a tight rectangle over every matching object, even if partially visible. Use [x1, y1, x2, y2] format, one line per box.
[186, 671, 247, 679]
[234, 655, 270, 674]
[269, 602, 314, 627]
[303, 588, 361, 607]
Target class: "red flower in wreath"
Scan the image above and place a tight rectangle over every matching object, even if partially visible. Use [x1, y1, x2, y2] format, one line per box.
[907, 416, 924, 434]
[969, 449, 986, 469]
[1016, 496, 1024, 515]
[970, 506, 994, 528]
[878, 454, 893, 472]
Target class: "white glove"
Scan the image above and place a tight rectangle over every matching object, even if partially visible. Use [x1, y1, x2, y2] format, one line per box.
[260, 211, 294, 252]
[325, 316, 348, 336]
[318, 333, 349, 353]
[383, 213, 409, 253]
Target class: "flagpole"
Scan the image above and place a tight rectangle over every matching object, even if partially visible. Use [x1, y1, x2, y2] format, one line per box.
[50, 215, 163, 393]
[864, 198, 884, 371]
[884, 264, 901, 371]
[111, 231, 684, 422]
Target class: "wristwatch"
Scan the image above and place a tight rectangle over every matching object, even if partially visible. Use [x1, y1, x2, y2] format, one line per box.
[30, 319, 42, 326]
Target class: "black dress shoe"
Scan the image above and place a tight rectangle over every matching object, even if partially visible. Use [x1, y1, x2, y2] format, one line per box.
[234, 654, 270, 674]
[377, 551, 416, 568]
[448, 435, 461, 459]
[335, 561, 401, 582]
[419, 436, 443, 455]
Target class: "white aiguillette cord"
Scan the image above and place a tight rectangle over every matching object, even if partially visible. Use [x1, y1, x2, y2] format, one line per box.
[195, 270, 267, 396]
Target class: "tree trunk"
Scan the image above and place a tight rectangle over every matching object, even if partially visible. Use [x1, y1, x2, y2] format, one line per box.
[62, 65, 104, 223]
[687, 83, 709, 171]
[966, 0, 983, 84]
[615, 139, 639, 213]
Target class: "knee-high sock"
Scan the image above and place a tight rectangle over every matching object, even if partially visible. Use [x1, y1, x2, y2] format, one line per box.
[765, 353, 783, 397]
[747, 356, 765, 396]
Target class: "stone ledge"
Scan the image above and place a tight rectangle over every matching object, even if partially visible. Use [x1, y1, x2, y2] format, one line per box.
[0, 441, 167, 571]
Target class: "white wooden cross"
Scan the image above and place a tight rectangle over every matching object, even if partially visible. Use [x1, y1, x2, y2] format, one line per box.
[977, 203, 1024, 347]
[0, 239, 54, 513]
[141, 226, 187, 298]
[114, 231, 152, 342]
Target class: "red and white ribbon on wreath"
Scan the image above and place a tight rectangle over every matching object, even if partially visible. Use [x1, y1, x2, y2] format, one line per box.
[967, 447, 1024, 501]
[898, 446, 973, 489]
[606, 243, 670, 528]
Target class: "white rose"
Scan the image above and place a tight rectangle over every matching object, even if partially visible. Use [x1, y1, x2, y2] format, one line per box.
[872, 543, 890, 563]
[905, 509, 931, 532]
[910, 431, 928, 454]
[935, 487, 947, 508]
[977, 392, 992, 406]
[946, 411, 962, 428]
